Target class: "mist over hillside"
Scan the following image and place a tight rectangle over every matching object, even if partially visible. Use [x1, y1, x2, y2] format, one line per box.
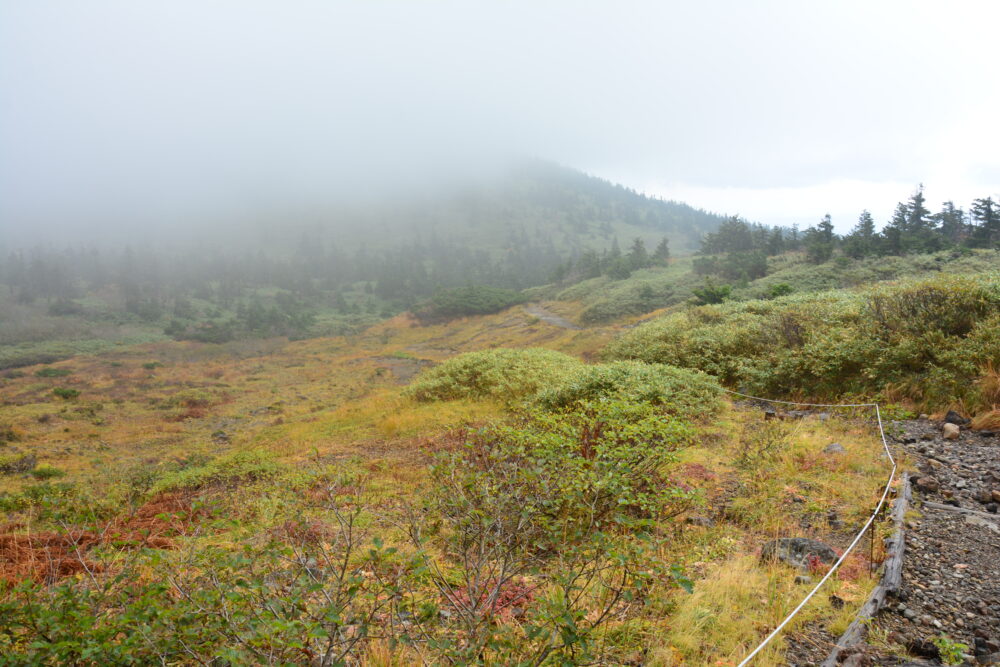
[1, 160, 724, 255]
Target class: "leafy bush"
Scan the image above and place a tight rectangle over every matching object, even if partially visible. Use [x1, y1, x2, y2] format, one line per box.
[534, 361, 722, 418]
[606, 273, 1000, 410]
[0, 423, 19, 443]
[409, 399, 695, 662]
[29, 463, 66, 480]
[151, 449, 283, 493]
[579, 282, 673, 324]
[52, 388, 80, 400]
[35, 367, 72, 378]
[0, 498, 400, 665]
[932, 635, 969, 665]
[0, 453, 37, 475]
[428, 401, 697, 547]
[692, 279, 731, 305]
[417, 285, 526, 321]
[769, 283, 793, 298]
[405, 348, 582, 402]
[734, 415, 792, 471]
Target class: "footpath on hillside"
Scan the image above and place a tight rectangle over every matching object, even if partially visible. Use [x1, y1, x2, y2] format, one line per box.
[523, 303, 581, 330]
[796, 417, 1000, 666]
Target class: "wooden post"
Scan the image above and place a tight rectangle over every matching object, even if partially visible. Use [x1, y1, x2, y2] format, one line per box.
[821, 473, 910, 666]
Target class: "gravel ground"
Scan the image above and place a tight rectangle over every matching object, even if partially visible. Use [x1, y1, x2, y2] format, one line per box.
[812, 419, 1000, 666]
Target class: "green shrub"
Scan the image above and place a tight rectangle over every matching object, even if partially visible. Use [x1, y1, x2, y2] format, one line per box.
[769, 283, 793, 298]
[579, 281, 673, 324]
[35, 367, 72, 378]
[605, 273, 1000, 410]
[52, 387, 80, 400]
[0, 453, 37, 475]
[932, 635, 969, 666]
[534, 361, 722, 418]
[417, 285, 526, 320]
[30, 463, 66, 480]
[0, 423, 19, 443]
[405, 348, 583, 402]
[692, 279, 731, 305]
[428, 399, 698, 551]
[151, 449, 283, 493]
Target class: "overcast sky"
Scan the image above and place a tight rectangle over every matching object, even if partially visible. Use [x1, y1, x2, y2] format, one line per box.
[1, 0, 998, 239]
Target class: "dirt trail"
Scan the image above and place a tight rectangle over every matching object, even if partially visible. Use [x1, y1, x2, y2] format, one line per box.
[523, 304, 581, 330]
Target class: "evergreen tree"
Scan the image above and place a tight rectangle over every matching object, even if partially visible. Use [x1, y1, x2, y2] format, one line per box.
[805, 215, 835, 263]
[936, 201, 966, 244]
[880, 203, 908, 255]
[627, 237, 649, 270]
[970, 197, 1000, 248]
[905, 185, 942, 252]
[843, 210, 876, 258]
[652, 237, 671, 264]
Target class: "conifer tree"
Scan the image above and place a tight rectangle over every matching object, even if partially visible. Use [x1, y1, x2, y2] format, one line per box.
[652, 237, 671, 264]
[627, 237, 649, 270]
[970, 197, 1000, 248]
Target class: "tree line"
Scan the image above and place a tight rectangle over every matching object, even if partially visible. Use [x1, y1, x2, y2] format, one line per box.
[694, 190, 999, 282]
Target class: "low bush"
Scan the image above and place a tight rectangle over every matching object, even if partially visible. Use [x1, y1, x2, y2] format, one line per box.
[35, 367, 72, 378]
[534, 360, 722, 418]
[416, 285, 526, 321]
[52, 388, 80, 400]
[405, 348, 582, 402]
[151, 449, 283, 493]
[606, 273, 1000, 411]
[29, 463, 66, 480]
[578, 282, 673, 324]
[0, 453, 37, 475]
[410, 399, 695, 662]
[0, 423, 19, 443]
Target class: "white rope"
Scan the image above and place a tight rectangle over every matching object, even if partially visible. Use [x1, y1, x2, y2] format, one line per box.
[723, 388, 880, 409]
[722, 389, 897, 666]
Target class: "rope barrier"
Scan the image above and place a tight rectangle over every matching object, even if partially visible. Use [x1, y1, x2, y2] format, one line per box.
[719, 389, 897, 666]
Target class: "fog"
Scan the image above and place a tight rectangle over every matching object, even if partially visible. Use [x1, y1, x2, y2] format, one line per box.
[2, 0, 998, 243]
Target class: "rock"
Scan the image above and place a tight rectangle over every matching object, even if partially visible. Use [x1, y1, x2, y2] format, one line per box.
[823, 442, 846, 454]
[794, 575, 812, 585]
[986, 503, 998, 514]
[841, 653, 871, 667]
[905, 637, 941, 660]
[943, 423, 961, 440]
[685, 515, 714, 527]
[919, 413, 930, 420]
[976, 490, 994, 504]
[944, 497, 960, 506]
[913, 476, 940, 493]
[760, 537, 838, 569]
[944, 410, 970, 425]
[993, 490, 1000, 503]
